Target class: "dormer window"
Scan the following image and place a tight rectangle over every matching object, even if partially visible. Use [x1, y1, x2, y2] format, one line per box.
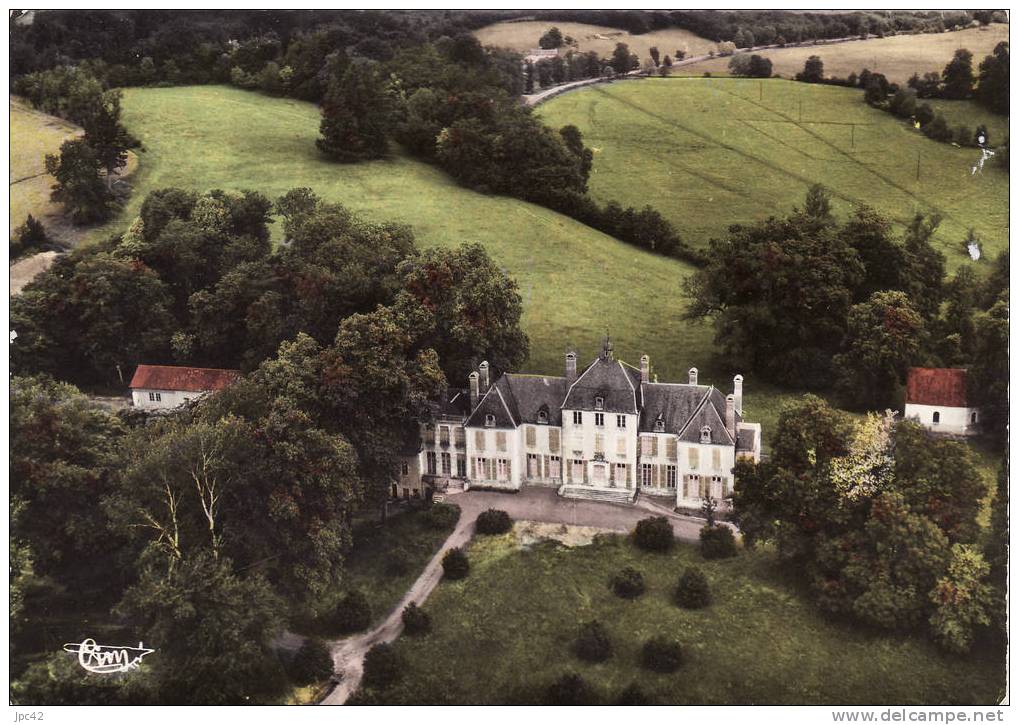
[700, 426, 711, 444]
[485, 414, 496, 427]
[537, 410, 548, 424]
[594, 396, 604, 410]
[654, 416, 665, 433]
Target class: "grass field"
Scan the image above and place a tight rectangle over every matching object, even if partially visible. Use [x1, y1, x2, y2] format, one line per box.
[474, 20, 717, 60]
[383, 532, 1005, 704]
[537, 77, 1009, 271]
[679, 25, 1009, 85]
[9, 96, 80, 232]
[94, 84, 803, 439]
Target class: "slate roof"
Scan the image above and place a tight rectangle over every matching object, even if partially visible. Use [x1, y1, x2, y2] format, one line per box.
[906, 367, 969, 407]
[501, 374, 569, 426]
[677, 389, 735, 446]
[562, 357, 639, 414]
[464, 378, 517, 429]
[639, 382, 712, 434]
[129, 365, 240, 393]
[435, 387, 471, 419]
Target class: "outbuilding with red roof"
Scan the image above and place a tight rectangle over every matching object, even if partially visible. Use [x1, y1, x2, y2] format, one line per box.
[903, 367, 979, 436]
[129, 364, 241, 410]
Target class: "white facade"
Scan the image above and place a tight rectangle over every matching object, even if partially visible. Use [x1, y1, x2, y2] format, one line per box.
[904, 403, 979, 436]
[465, 425, 522, 490]
[131, 388, 204, 410]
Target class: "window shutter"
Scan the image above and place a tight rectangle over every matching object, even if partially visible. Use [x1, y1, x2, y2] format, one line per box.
[667, 438, 677, 461]
[651, 437, 659, 457]
[713, 448, 721, 470]
[476, 430, 485, 450]
[526, 426, 536, 447]
[549, 428, 560, 452]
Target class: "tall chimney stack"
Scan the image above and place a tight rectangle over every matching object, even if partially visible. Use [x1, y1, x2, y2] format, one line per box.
[640, 354, 650, 383]
[565, 351, 577, 385]
[725, 394, 736, 439]
[469, 372, 480, 409]
[733, 374, 743, 415]
[689, 367, 698, 385]
[479, 361, 490, 392]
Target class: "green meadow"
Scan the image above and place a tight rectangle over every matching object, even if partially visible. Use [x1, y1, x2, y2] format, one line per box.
[537, 77, 1008, 271]
[383, 533, 1006, 705]
[94, 85, 796, 438]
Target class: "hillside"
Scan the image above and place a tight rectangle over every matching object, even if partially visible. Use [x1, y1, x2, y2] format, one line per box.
[474, 20, 716, 60]
[10, 96, 80, 232]
[678, 25, 1009, 84]
[537, 77, 1009, 271]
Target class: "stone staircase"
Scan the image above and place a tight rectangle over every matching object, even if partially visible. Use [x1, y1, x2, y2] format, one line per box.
[558, 485, 637, 506]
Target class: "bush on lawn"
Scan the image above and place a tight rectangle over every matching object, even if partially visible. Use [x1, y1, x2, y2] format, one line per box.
[286, 638, 334, 685]
[573, 620, 612, 662]
[700, 525, 738, 560]
[641, 636, 684, 673]
[544, 672, 599, 705]
[634, 516, 674, 552]
[674, 566, 712, 609]
[616, 682, 654, 705]
[610, 566, 645, 599]
[362, 643, 403, 690]
[401, 602, 431, 636]
[442, 547, 469, 580]
[332, 589, 372, 633]
[423, 502, 460, 530]
[475, 508, 512, 535]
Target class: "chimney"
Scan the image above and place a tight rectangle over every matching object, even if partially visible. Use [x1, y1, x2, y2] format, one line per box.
[479, 361, 490, 392]
[640, 354, 650, 383]
[733, 374, 743, 415]
[469, 372, 480, 409]
[725, 394, 736, 439]
[565, 351, 577, 385]
[689, 367, 698, 385]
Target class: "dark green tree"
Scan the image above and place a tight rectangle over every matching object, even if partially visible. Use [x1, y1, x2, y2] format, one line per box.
[941, 48, 975, 100]
[82, 89, 131, 189]
[975, 41, 1008, 115]
[317, 59, 390, 162]
[45, 138, 115, 224]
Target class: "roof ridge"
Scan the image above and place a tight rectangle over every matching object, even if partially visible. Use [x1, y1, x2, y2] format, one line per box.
[493, 384, 518, 427]
[675, 388, 713, 439]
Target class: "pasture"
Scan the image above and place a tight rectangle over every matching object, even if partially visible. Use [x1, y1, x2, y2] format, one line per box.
[678, 25, 1009, 85]
[537, 77, 1009, 271]
[9, 96, 79, 232]
[474, 20, 716, 61]
[382, 533, 1006, 704]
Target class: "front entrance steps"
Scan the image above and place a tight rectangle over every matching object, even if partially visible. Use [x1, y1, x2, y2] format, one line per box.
[558, 484, 637, 505]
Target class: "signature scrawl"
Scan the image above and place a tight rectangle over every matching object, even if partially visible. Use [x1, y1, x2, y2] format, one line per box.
[63, 638, 155, 674]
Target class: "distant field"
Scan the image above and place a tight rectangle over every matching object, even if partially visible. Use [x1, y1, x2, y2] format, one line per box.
[88, 85, 820, 443]
[9, 96, 80, 232]
[385, 533, 1006, 704]
[537, 77, 1009, 271]
[678, 25, 1009, 84]
[474, 20, 716, 61]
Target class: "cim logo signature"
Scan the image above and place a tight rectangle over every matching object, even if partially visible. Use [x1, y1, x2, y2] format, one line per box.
[63, 638, 155, 674]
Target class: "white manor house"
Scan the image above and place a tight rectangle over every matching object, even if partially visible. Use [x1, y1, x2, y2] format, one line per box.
[398, 338, 761, 509]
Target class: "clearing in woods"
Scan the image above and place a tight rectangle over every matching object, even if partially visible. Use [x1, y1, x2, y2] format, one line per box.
[678, 24, 1009, 84]
[474, 20, 717, 60]
[537, 77, 1009, 271]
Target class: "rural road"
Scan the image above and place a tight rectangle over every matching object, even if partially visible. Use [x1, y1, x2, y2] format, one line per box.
[320, 487, 710, 704]
[523, 33, 879, 107]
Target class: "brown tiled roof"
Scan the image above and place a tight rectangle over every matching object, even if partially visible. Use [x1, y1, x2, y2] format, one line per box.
[906, 367, 968, 407]
[129, 365, 241, 393]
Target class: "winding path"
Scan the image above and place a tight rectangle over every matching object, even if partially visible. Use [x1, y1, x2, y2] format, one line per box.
[319, 487, 709, 705]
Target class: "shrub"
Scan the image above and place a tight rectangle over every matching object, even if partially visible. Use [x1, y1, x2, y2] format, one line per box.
[362, 643, 402, 690]
[544, 672, 599, 705]
[475, 508, 512, 535]
[700, 525, 738, 560]
[640, 636, 684, 673]
[573, 620, 612, 662]
[401, 602, 431, 636]
[610, 566, 645, 599]
[634, 516, 674, 552]
[923, 114, 953, 143]
[915, 102, 935, 126]
[616, 682, 654, 705]
[14, 214, 48, 254]
[423, 502, 459, 530]
[674, 566, 712, 609]
[442, 547, 469, 580]
[332, 590, 372, 633]
[287, 638, 333, 685]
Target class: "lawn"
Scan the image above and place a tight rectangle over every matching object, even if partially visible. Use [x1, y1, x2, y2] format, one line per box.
[381, 532, 1006, 705]
[9, 96, 80, 232]
[291, 504, 459, 635]
[679, 24, 1009, 85]
[537, 77, 1009, 271]
[92, 84, 808, 439]
[474, 20, 716, 60]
